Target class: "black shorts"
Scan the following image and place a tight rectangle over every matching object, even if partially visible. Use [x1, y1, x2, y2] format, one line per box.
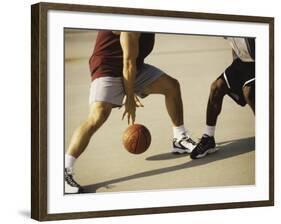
[219, 58, 255, 106]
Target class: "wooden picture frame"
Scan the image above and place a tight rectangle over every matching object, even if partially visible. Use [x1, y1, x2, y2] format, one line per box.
[31, 2, 274, 221]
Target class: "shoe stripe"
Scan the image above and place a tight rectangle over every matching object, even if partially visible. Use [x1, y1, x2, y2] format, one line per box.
[171, 146, 192, 154]
[178, 139, 187, 149]
[207, 148, 217, 154]
[177, 138, 194, 149]
[196, 151, 208, 158]
[195, 148, 217, 158]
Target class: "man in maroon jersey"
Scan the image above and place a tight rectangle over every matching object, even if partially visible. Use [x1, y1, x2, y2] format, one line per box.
[64, 31, 196, 193]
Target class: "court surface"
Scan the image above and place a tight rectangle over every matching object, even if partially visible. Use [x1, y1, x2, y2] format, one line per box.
[64, 30, 255, 193]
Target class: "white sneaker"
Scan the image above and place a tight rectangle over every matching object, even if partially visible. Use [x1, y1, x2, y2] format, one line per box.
[172, 135, 197, 154]
[65, 168, 82, 194]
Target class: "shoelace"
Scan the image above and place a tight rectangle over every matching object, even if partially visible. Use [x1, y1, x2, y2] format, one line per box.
[65, 172, 80, 187]
[195, 137, 209, 153]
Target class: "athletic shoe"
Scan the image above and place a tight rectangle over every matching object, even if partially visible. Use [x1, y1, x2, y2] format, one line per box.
[190, 135, 217, 159]
[172, 135, 197, 154]
[65, 168, 82, 194]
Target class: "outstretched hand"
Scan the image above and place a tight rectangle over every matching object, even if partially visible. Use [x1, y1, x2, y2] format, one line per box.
[122, 95, 143, 124]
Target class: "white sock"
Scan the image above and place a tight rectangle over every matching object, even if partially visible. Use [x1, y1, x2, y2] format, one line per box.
[204, 125, 216, 137]
[65, 154, 76, 170]
[173, 125, 188, 139]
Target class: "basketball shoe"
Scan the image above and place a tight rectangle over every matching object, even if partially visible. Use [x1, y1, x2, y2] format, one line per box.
[190, 134, 217, 159]
[172, 134, 196, 154]
[65, 168, 82, 194]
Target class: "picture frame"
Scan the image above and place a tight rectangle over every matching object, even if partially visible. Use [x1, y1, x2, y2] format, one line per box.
[31, 2, 274, 221]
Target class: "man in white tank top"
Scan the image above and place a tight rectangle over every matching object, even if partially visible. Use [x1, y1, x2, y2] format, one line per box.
[191, 37, 255, 160]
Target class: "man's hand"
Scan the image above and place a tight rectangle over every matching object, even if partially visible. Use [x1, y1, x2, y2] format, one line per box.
[122, 95, 143, 124]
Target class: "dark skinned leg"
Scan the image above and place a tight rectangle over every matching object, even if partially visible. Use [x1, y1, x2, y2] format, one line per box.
[243, 84, 255, 114]
[206, 77, 229, 126]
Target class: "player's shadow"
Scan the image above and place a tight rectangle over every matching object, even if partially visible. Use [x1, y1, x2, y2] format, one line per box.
[146, 152, 188, 160]
[145, 137, 254, 161]
[82, 137, 254, 193]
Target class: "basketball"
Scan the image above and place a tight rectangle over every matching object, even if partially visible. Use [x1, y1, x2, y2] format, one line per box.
[122, 124, 151, 154]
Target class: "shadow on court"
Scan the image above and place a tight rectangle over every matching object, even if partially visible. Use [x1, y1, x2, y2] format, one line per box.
[82, 137, 254, 193]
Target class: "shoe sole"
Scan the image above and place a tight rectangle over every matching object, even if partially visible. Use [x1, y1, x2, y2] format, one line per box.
[171, 147, 193, 154]
[192, 147, 217, 159]
[65, 189, 80, 194]
[64, 188, 83, 194]
[64, 183, 82, 194]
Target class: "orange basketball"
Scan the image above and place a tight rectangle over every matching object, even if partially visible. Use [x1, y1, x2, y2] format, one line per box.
[122, 124, 151, 154]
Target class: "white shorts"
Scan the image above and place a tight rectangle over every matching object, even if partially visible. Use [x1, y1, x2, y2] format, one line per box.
[89, 64, 164, 107]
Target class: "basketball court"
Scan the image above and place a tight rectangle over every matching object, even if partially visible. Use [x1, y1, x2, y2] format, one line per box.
[64, 30, 255, 193]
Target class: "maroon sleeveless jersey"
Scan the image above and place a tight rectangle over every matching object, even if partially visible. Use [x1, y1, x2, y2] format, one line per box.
[89, 31, 155, 81]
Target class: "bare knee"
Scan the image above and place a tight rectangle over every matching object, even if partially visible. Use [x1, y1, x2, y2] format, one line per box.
[209, 78, 227, 102]
[87, 103, 112, 132]
[164, 77, 181, 96]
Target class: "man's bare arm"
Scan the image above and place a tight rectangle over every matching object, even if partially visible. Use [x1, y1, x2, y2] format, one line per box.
[120, 32, 142, 124]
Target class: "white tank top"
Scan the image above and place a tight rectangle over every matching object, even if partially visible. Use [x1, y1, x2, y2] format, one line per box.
[226, 37, 254, 62]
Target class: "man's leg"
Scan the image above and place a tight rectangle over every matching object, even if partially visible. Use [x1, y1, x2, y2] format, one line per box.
[190, 77, 228, 159]
[143, 74, 183, 126]
[66, 102, 112, 158]
[65, 101, 112, 193]
[243, 84, 255, 114]
[142, 74, 196, 153]
[206, 77, 228, 126]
